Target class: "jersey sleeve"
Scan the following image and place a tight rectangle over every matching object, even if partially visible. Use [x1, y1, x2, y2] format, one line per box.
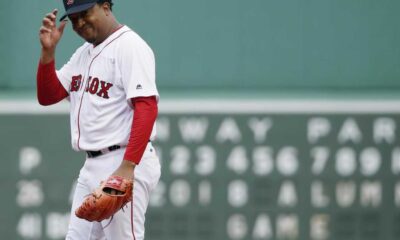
[117, 33, 159, 100]
[56, 44, 88, 92]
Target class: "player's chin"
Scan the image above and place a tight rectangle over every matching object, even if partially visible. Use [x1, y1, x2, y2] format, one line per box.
[77, 30, 96, 43]
[85, 36, 97, 44]
[79, 33, 96, 44]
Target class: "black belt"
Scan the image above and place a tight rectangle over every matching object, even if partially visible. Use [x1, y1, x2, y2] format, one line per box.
[86, 141, 151, 158]
[86, 145, 121, 158]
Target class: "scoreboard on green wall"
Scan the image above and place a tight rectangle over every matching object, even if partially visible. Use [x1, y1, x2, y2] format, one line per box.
[0, 99, 399, 240]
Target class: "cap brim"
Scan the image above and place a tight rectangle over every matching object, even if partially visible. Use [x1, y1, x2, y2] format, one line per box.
[59, 2, 97, 21]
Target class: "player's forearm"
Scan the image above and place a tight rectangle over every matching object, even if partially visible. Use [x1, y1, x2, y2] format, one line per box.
[36, 60, 69, 105]
[123, 96, 158, 164]
[112, 96, 157, 179]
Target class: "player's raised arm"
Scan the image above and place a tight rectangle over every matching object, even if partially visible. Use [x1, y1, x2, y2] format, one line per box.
[39, 9, 67, 64]
[36, 9, 69, 106]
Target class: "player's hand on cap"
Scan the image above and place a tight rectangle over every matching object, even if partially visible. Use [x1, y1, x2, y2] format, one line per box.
[39, 9, 67, 51]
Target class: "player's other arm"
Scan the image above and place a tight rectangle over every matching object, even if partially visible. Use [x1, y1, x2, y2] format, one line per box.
[37, 9, 68, 106]
[111, 96, 158, 178]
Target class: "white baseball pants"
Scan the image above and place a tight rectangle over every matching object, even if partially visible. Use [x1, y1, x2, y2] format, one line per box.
[66, 143, 161, 240]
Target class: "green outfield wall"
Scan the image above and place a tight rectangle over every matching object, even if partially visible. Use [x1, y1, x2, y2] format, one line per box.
[1, 99, 400, 240]
[1, 0, 400, 94]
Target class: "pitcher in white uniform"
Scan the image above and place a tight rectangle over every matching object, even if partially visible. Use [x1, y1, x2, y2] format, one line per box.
[36, 0, 161, 239]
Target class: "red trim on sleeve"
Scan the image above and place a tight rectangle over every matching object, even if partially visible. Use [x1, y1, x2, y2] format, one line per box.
[36, 60, 69, 106]
[123, 96, 158, 164]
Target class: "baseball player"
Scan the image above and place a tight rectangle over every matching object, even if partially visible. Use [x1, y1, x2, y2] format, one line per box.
[36, 0, 160, 239]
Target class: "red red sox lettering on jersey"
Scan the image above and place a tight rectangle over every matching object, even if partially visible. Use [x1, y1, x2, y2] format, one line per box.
[70, 75, 113, 99]
[56, 26, 158, 151]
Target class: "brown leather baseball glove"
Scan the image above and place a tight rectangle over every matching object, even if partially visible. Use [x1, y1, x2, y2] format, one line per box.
[75, 175, 133, 222]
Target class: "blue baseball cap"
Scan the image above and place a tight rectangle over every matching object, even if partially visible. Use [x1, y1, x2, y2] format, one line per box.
[59, 0, 99, 21]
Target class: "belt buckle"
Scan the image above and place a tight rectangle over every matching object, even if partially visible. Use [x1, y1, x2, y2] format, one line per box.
[108, 145, 120, 151]
[87, 145, 120, 158]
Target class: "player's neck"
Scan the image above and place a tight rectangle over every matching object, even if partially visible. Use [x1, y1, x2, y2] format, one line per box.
[110, 23, 124, 35]
[93, 20, 122, 47]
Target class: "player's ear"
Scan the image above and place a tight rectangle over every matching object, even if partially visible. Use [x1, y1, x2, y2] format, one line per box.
[101, 2, 112, 15]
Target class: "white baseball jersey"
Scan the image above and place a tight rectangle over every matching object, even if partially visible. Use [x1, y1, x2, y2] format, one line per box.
[56, 26, 158, 151]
